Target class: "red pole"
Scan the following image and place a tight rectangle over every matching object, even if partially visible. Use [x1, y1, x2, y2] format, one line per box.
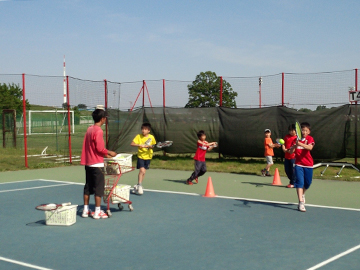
[259, 76, 262, 108]
[219, 76, 223, 106]
[355, 69, 358, 165]
[104, 79, 108, 148]
[282, 73, 285, 106]
[142, 80, 145, 107]
[66, 76, 72, 163]
[22, 73, 28, 168]
[163, 79, 165, 108]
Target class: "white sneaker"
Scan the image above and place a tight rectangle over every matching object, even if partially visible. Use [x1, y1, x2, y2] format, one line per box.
[137, 185, 143, 195]
[302, 194, 305, 204]
[82, 209, 92, 218]
[298, 202, 306, 212]
[131, 185, 138, 194]
[92, 210, 108, 219]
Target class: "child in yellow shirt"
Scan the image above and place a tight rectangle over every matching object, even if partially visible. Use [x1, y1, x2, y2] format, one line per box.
[130, 123, 156, 195]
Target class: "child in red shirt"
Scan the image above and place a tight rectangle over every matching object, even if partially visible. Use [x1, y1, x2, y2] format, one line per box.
[186, 130, 217, 185]
[261, 129, 280, 177]
[289, 122, 315, 212]
[80, 109, 116, 219]
[282, 124, 297, 188]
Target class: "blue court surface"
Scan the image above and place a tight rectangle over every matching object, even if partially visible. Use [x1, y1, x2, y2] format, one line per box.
[0, 179, 359, 270]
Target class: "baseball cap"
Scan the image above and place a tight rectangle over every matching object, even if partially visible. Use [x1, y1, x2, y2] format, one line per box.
[264, 129, 271, 133]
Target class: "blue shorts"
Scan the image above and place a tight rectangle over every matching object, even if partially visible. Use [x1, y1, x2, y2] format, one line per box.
[294, 165, 313, 189]
[137, 158, 151, 170]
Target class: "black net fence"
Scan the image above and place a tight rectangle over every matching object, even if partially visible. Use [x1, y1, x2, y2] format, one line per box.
[108, 104, 359, 161]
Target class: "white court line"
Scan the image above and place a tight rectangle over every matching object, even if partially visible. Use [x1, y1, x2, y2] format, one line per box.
[1, 180, 359, 212]
[0, 256, 53, 270]
[0, 179, 45, 185]
[307, 244, 360, 270]
[0, 183, 73, 193]
[145, 189, 360, 212]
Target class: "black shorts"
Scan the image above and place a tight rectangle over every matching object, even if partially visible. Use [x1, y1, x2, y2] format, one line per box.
[137, 158, 151, 170]
[84, 166, 105, 197]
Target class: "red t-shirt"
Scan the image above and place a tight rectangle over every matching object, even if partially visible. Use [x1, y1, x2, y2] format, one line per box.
[294, 135, 315, 167]
[80, 125, 108, 166]
[284, 134, 296, 160]
[264, 138, 274, 157]
[193, 141, 208, 162]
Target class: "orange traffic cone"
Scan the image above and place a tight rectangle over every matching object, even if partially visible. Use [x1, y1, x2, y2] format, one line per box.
[203, 177, 216, 197]
[272, 168, 282, 186]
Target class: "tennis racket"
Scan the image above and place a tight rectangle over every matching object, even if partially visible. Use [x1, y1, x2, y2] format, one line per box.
[295, 121, 302, 140]
[35, 202, 71, 211]
[212, 142, 218, 147]
[156, 141, 173, 148]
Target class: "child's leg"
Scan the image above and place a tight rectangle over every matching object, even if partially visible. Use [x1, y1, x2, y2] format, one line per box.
[197, 162, 207, 178]
[189, 160, 202, 180]
[294, 165, 305, 202]
[265, 163, 272, 172]
[284, 159, 291, 181]
[265, 156, 273, 174]
[136, 158, 150, 185]
[138, 167, 146, 185]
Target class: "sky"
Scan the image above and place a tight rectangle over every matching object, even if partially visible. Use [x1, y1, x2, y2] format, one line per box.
[0, 0, 359, 109]
[1, 0, 360, 82]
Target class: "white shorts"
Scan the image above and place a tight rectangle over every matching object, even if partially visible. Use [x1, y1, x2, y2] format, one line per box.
[265, 156, 273, 165]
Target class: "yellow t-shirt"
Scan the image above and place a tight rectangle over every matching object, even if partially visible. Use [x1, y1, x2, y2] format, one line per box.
[133, 134, 156, 160]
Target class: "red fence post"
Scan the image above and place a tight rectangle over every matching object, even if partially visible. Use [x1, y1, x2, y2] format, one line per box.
[282, 73, 285, 106]
[142, 80, 145, 107]
[355, 69, 358, 165]
[66, 76, 72, 163]
[104, 79, 108, 148]
[219, 76, 223, 107]
[163, 79, 165, 108]
[22, 73, 28, 168]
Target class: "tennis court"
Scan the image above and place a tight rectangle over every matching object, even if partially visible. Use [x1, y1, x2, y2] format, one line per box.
[0, 167, 359, 270]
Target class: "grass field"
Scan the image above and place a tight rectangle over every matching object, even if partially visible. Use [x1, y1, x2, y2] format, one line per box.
[1, 147, 360, 181]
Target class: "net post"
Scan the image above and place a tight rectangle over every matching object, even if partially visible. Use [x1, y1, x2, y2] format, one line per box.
[66, 76, 72, 163]
[219, 76, 223, 107]
[282, 72, 285, 106]
[104, 79, 108, 148]
[22, 73, 28, 168]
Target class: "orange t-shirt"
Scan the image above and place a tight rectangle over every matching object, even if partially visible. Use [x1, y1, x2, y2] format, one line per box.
[264, 138, 274, 157]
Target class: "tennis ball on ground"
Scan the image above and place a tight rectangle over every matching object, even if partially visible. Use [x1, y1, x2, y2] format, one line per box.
[279, 139, 285, 145]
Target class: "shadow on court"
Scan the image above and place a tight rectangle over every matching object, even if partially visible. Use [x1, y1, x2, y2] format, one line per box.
[163, 178, 188, 184]
[242, 181, 288, 188]
[233, 199, 298, 211]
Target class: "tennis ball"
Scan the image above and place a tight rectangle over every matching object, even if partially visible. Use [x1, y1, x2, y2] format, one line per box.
[279, 139, 285, 145]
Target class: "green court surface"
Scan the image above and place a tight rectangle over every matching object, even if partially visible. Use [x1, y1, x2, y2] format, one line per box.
[0, 167, 359, 270]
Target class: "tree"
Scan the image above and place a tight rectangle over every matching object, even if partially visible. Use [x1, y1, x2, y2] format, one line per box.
[298, 108, 312, 113]
[185, 71, 237, 108]
[0, 83, 30, 113]
[315, 105, 327, 111]
[78, 104, 87, 109]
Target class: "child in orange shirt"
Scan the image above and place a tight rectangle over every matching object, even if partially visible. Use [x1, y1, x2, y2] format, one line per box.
[261, 129, 280, 176]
